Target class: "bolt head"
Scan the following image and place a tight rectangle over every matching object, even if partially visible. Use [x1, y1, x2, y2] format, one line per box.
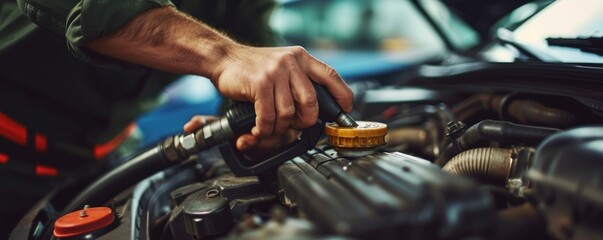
[180, 134, 199, 154]
[163, 137, 180, 162]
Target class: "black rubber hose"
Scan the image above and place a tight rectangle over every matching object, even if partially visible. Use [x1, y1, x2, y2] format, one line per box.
[442, 147, 512, 185]
[452, 94, 502, 121]
[62, 144, 168, 214]
[507, 99, 577, 127]
[452, 92, 578, 127]
[437, 120, 559, 165]
[459, 120, 560, 148]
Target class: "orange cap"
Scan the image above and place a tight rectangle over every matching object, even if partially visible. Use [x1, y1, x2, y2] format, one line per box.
[325, 121, 388, 150]
[54, 206, 114, 238]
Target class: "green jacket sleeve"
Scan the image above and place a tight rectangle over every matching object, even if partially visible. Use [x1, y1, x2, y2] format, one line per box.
[17, 0, 174, 66]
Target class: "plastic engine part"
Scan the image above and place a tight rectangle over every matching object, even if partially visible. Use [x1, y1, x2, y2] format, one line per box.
[528, 127, 603, 240]
[277, 146, 495, 239]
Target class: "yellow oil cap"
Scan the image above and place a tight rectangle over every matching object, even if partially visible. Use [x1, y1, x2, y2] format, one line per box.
[325, 121, 388, 157]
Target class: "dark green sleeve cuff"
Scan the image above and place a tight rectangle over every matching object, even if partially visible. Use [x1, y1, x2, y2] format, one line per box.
[65, 0, 174, 66]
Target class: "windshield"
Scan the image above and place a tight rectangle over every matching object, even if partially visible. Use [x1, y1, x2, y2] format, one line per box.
[512, 0, 603, 63]
[417, 0, 480, 51]
[270, 0, 448, 79]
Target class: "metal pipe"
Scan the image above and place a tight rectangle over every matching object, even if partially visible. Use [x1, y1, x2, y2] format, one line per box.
[442, 147, 513, 185]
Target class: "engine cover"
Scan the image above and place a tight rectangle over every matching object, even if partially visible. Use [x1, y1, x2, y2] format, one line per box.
[277, 146, 495, 239]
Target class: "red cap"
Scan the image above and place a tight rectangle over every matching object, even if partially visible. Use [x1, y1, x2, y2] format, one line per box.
[53, 206, 114, 238]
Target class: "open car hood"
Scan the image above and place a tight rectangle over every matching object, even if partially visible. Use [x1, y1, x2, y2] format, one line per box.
[441, 0, 534, 38]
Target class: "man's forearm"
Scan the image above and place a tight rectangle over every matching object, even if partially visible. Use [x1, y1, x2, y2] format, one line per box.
[87, 6, 236, 77]
[87, 5, 354, 138]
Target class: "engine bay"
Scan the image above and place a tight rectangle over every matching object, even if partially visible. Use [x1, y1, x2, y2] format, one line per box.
[9, 60, 603, 240]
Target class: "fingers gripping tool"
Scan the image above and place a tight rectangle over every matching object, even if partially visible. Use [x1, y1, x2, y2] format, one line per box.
[164, 83, 357, 176]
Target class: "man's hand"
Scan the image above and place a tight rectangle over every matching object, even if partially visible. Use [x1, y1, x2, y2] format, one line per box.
[211, 45, 352, 137]
[87, 6, 353, 136]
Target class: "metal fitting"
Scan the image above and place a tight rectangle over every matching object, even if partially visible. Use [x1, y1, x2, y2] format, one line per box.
[206, 188, 220, 198]
[506, 147, 534, 197]
[336, 112, 359, 127]
[445, 121, 466, 139]
[180, 133, 200, 155]
[162, 136, 181, 162]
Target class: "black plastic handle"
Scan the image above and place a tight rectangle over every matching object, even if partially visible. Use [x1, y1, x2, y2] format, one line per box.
[218, 82, 344, 176]
[314, 83, 343, 122]
[225, 102, 256, 136]
[219, 122, 324, 176]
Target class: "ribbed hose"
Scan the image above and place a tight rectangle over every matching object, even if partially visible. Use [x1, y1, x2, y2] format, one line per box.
[442, 147, 513, 185]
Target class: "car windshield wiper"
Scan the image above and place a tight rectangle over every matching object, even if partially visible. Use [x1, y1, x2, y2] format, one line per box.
[495, 28, 559, 62]
[546, 36, 603, 56]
